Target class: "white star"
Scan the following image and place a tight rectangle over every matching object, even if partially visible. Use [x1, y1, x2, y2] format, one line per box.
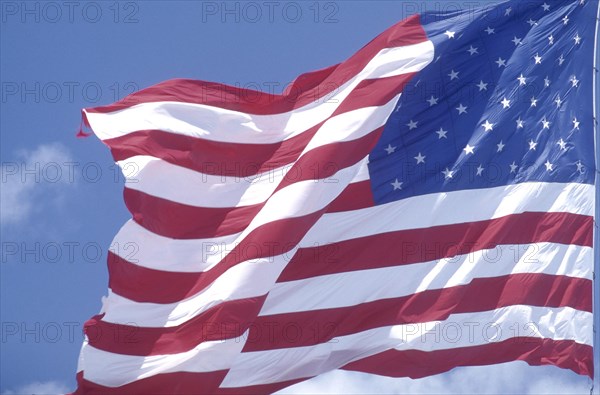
[427, 96, 439, 106]
[563, 15, 570, 25]
[573, 118, 580, 130]
[527, 18, 538, 27]
[456, 103, 468, 115]
[497, 141, 505, 152]
[544, 160, 554, 171]
[505, 7, 512, 16]
[467, 45, 479, 55]
[485, 26, 495, 35]
[529, 140, 538, 150]
[554, 96, 563, 108]
[516, 118, 524, 128]
[544, 76, 551, 87]
[534, 53, 542, 64]
[482, 120, 494, 132]
[501, 97, 511, 109]
[576, 161, 584, 173]
[542, 2, 550, 11]
[570, 75, 579, 87]
[414, 152, 426, 164]
[558, 54, 566, 66]
[436, 127, 448, 139]
[444, 30, 456, 39]
[557, 138, 567, 151]
[517, 74, 527, 85]
[448, 69, 459, 80]
[391, 178, 403, 190]
[442, 168, 454, 179]
[477, 80, 488, 91]
[512, 36, 522, 46]
[542, 118, 551, 129]
[574, 33, 582, 44]
[407, 120, 418, 130]
[384, 144, 396, 155]
[530, 97, 538, 107]
[509, 161, 518, 173]
[548, 35, 554, 45]
[463, 144, 475, 155]
[476, 164, 484, 176]
[496, 57, 507, 67]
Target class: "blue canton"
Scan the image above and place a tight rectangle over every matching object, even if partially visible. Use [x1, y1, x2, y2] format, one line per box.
[369, 0, 596, 205]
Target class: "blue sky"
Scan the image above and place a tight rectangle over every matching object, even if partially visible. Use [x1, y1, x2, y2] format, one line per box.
[0, 1, 596, 393]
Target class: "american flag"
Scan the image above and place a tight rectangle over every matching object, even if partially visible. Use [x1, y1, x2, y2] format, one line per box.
[74, 0, 597, 393]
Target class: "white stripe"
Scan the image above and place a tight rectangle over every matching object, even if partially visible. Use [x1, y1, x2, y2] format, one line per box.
[353, 157, 370, 182]
[103, 241, 591, 328]
[221, 306, 592, 387]
[104, 240, 592, 331]
[85, 42, 434, 143]
[110, 220, 240, 273]
[302, 182, 594, 247]
[81, 332, 247, 387]
[109, 182, 592, 274]
[261, 242, 593, 315]
[102, 252, 294, 327]
[119, 156, 287, 208]
[118, 156, 370, 209]
[229, 159, 362, 242]
[110, 157, 365, 275]
[300, 99, 398, 154]
[102, 128, 372, 326]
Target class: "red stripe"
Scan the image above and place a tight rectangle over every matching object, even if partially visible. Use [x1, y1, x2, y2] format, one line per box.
[108, 211, 591, 304]
[103, 73, 413, 181]
[105, 122, 321, 178]
[342, 338, 593, 379]
[278, 211, 594, 282]
[85, 296, 267, 356]
[73, 370, 228, 395]
[216, 339, 594, 393]
[74, 339, 593, 394]
[112, 208, 325, 302]
[107, 251, 205, 304]
[85, 16, 426, 115]
[73, 370, 305, 395]
[73, 339, 593, 395]
[124, 188, 262, 239]
[327, 180, 374, 213]
[273, 126, 383, 193]
[333, 74, 413, 115]
[243, 274, 591, 352]
[93, 210, 328, 356]
[93, 273, 590, 357]
[124, 127, 383, 240]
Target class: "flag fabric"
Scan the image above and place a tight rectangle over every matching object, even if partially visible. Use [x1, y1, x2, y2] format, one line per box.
[74, 0, 597, 393]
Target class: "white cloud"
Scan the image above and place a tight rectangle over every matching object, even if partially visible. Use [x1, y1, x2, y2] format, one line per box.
[1, 143, 74, 227]
[2, 380, 69, 395]
[278, 363, 591, 394]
